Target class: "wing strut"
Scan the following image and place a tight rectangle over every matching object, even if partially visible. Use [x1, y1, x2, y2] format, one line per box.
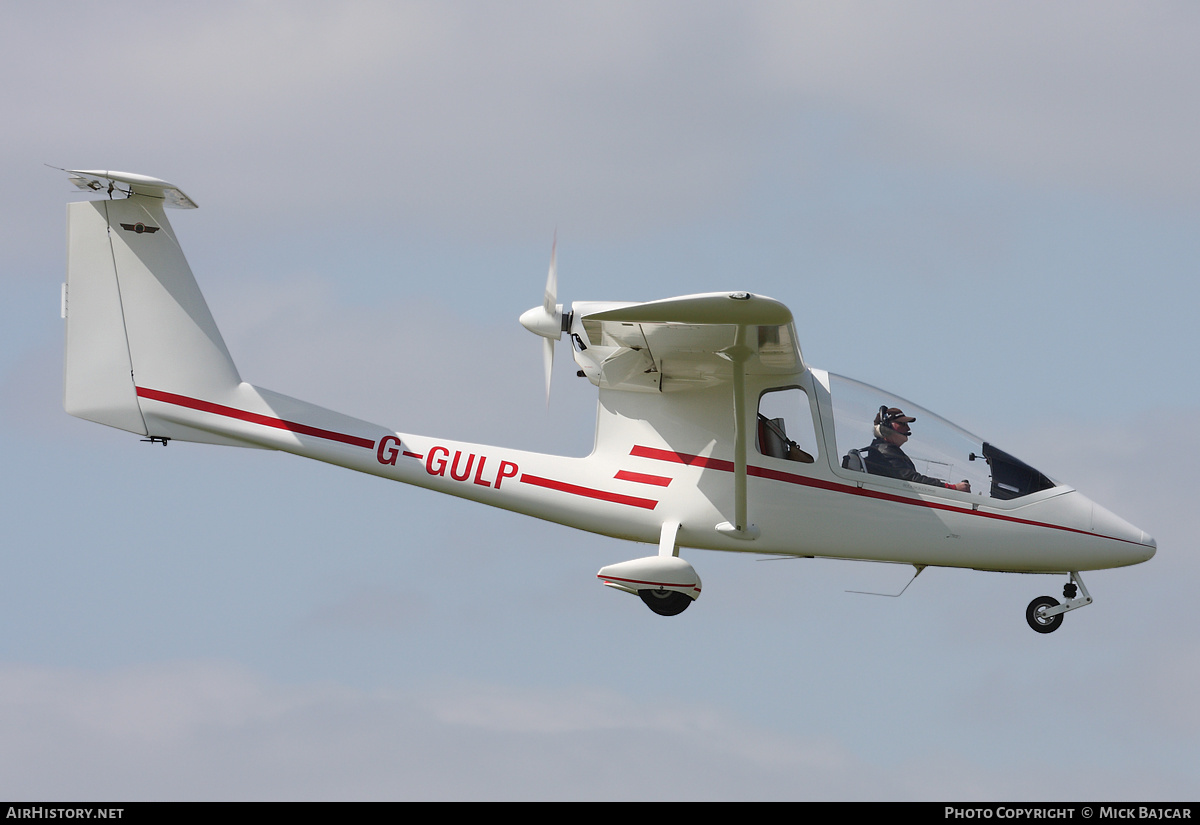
[716, 326, 759, 540]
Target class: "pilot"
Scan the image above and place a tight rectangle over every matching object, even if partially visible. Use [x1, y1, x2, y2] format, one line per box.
[865, 406, 970, 492]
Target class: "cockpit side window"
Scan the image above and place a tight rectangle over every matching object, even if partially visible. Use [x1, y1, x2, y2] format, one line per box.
[756, 387, 818, 464]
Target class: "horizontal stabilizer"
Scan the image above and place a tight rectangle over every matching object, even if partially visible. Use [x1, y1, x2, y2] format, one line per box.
[65, 169, 197, 209]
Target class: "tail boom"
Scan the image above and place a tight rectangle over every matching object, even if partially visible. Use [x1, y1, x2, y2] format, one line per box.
[133, 378, 670, 543]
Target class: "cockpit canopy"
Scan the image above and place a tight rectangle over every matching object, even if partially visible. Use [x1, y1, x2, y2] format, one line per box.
[827, 374, 1057, 500]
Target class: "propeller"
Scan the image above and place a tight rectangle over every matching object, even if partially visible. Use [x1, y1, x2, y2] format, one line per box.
[519, 234, 567, 405]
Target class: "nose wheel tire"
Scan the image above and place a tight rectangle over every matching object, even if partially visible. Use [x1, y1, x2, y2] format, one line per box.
[1026, 596, 1064, 634]
[639, 589, 692, 616]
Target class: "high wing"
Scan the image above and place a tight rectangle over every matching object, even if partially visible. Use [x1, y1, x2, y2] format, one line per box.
[569, 292, 802, 393]
[565, 292, 805, 539]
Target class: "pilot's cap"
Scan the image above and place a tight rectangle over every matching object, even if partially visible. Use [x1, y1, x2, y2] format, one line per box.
[875, 406, 916, 436]
[875, 406, 916, 426]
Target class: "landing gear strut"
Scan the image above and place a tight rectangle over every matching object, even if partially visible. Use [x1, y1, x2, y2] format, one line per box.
[1025, 571, 1093, 634]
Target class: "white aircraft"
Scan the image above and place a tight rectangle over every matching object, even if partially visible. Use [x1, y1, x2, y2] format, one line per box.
[58, 169, 1155, 633]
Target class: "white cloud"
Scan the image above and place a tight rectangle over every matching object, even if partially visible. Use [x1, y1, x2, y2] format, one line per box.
[2, 656, 1187, 800]
[758, 2, 1200, 201]
[12, 1, 1197, 248]
[0, 661, 869, 800]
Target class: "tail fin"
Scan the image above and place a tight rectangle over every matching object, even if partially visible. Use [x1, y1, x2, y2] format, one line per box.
[63, 171, 244, 445]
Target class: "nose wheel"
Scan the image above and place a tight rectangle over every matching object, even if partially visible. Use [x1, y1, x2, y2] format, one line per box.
[1026, 596, 1064, 633]
[1025, 572, 1092, 634]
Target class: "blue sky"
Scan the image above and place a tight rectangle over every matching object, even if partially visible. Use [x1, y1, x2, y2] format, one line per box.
[1, 1, 1197, 800]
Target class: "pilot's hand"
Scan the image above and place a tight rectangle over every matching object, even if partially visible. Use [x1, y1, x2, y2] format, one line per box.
[951, 480, 971, 493]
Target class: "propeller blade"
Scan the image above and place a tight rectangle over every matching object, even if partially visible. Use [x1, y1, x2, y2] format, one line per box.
[543, 336, 555, 407]
[518, 234, 564, 408]
[544, 232, 557, 316]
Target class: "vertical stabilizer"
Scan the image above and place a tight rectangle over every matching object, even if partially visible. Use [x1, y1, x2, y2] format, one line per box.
[64, 198, 145, 434]
[64, 181, 243, 443]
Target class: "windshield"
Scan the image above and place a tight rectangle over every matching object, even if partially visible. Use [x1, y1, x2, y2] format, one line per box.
[827, 374, 1056, 500]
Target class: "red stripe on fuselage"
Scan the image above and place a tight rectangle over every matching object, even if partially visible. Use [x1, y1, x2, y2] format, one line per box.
[630, 444, 735, 472]
[519, 474, 658, 510]
[135, 387, 376, 450]
[614, 470, 672, 487]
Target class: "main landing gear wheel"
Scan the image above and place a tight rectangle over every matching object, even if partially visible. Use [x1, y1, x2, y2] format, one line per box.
[1026, 596, 1064, 634]
[639, 589, 692, 616]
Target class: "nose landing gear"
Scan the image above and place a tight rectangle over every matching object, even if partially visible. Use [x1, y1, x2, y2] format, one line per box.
[1026, 572, 1093, 634]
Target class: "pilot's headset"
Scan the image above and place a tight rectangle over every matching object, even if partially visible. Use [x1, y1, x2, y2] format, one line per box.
[874, 406, 914, 440]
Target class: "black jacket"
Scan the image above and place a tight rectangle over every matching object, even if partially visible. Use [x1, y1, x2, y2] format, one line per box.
[864, 439, 948, 488]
